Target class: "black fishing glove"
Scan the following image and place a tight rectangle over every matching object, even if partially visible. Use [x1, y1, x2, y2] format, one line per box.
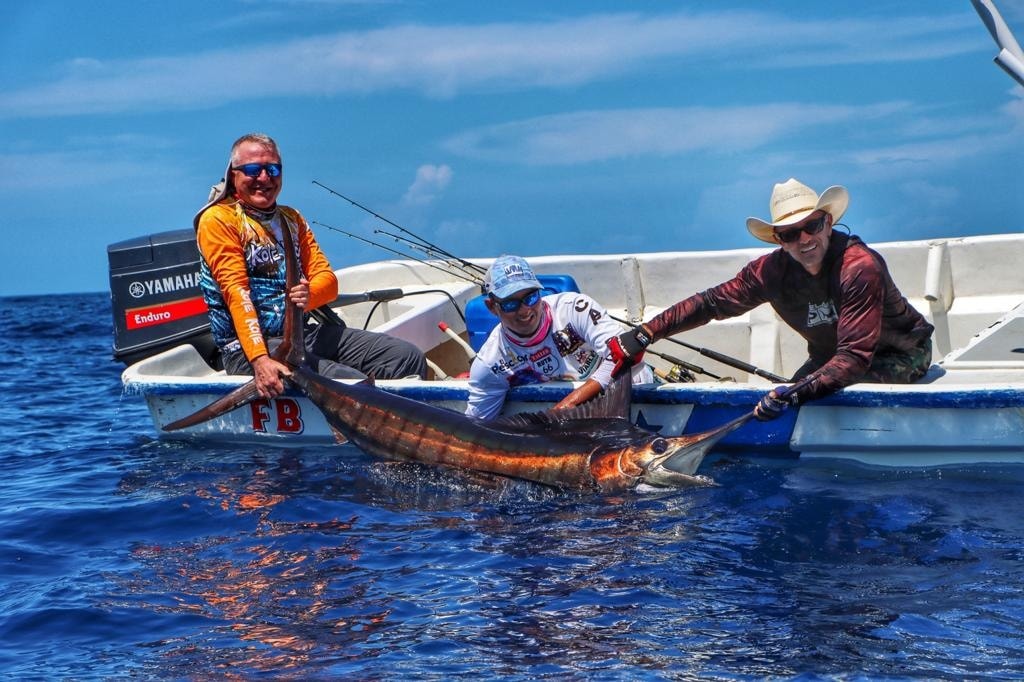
[609, 325, 653, 378]
[755, 387, 795, 421]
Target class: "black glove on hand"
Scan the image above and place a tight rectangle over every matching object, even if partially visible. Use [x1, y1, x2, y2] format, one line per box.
[609, 326, 653, 378]
[754, 386, 799, 421]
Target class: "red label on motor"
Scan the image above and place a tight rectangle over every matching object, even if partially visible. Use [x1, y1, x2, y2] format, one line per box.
[125, 296, 208, 330]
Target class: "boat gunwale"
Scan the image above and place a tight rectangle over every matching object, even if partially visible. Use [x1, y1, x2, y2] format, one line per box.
[124, 373, 1024, 409]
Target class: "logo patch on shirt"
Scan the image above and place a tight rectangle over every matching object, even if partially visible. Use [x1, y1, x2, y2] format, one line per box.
[530, 347, 552, 363]
[490, 352, 528, 375]
[574, 349, 600, 377]
[553, 325, 585, 356]
[807, 300, 838, 327]
[245, 241, 282, 276]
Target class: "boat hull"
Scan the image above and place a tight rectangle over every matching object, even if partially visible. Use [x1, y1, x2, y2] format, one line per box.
[127, 366, 1024, 466]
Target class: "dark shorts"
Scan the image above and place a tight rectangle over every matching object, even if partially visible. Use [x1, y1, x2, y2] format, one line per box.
[863, 338, 933, 384]
[792, 337, 933, 387]
[222, 320, 428, 381]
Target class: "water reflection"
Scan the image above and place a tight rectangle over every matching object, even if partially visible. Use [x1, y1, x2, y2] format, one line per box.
[108, 442, 710, 676]
[111, 445, 387, 675]
[105, 442, 1024, 678]
[10, 293, 1023, 677]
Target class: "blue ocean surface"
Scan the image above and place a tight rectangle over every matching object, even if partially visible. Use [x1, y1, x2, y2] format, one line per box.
[2, 292, 1023, 679]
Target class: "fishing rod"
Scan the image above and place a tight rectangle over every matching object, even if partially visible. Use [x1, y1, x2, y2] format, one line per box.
[644, 347, 725, 382]
[312, 220, 476, 333]
[374, 228, 485, 285]
[610, 314, 788, 383]
[311, 220, 481, 285]
[372, 227, 485, 275]
[314, 180, 788, 381]
[312, 180, 487, 276]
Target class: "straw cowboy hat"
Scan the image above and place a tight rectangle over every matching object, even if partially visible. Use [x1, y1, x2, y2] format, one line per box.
[746, 178, 849, 244]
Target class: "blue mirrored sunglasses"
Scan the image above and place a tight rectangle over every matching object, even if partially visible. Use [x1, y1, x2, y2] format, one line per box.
[491, 289, 541, 313]
[232, 162, 283, 178]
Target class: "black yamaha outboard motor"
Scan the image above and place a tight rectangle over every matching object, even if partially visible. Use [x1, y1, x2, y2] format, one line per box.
[107, 229, 220, 368]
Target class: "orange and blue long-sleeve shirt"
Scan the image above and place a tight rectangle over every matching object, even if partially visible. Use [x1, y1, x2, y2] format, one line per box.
[196, 200, 338, 362]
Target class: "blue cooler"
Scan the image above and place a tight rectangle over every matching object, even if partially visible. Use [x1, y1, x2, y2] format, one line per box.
[465, 274, 580, 352]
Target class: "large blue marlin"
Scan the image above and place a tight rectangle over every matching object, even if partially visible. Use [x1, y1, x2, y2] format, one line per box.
[165, 228, 751, 492]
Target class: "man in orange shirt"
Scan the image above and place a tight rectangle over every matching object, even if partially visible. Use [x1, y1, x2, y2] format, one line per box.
[195, 133, 427, 398]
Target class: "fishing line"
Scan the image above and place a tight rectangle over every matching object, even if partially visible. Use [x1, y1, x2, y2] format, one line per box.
[373, 229, 486, 284]
[312, 180, 487, 276]
[311, 220, 481, 285]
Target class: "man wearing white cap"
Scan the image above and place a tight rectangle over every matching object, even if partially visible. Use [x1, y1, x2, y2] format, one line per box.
[609, 178, 934, 420]
[465, 254, 652, 420]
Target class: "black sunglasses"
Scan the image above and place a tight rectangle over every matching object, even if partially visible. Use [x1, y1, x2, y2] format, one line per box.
[774, 215, 828, 244]
[491, 289, 542, 313]
[232, 163, 283, 178]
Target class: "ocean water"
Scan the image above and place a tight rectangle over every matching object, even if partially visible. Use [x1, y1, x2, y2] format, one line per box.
[2, 292, 1024, 680]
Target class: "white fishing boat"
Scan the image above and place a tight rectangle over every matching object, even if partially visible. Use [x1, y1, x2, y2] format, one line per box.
[112, 0, 1024, 467]
[113, 229, 1024, 467]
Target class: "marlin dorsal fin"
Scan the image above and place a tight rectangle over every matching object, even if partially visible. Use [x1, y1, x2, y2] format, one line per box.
[493, 370, 633, 428]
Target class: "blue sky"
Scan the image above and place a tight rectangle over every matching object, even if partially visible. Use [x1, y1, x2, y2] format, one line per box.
[3, 0, 1023, 297]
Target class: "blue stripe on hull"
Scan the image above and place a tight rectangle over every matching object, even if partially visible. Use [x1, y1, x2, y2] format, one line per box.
[131, 379, 1024, 410]
[682, 405, 797, 452]
[509, 383, 1024, 410]
[131, 376, 1024, 460]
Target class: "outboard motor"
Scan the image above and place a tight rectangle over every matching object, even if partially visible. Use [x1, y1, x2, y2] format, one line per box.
[107, 229, 219, 368]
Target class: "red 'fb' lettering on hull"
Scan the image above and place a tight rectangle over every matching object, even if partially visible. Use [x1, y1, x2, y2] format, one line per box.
[125, 296, 209, 330]
[250, 398, 305, 434]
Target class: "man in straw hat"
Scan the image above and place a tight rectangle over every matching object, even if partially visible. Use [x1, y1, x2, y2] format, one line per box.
[195, 132, 427, 398]
[609, 178, 934, 420]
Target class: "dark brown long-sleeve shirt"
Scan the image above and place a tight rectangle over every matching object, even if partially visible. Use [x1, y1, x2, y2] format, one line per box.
[645, 233, 933, 403]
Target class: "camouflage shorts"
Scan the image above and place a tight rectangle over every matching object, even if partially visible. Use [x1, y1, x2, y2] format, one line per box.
[863, 338, 933, 384]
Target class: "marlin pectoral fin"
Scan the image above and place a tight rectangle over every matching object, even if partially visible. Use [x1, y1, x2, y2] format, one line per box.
[328, 425, 349, 444]
[163, 379, 263, 431]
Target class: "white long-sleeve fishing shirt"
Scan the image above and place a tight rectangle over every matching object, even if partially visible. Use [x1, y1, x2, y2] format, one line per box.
[465, 292, 653, 420]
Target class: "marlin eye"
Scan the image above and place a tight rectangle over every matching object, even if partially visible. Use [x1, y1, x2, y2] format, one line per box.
[651, 438, 668, 454]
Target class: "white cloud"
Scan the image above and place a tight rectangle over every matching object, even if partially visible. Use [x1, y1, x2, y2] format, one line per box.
[765, 14, 981, 68]
[849, 133, 1003, 167]
[1003, 90, 1024, 125]
[0, 9, 983, 119]
[434, 218, 488, 253]
[442, 103, 909, 165]
[401, 164, 453, 206]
